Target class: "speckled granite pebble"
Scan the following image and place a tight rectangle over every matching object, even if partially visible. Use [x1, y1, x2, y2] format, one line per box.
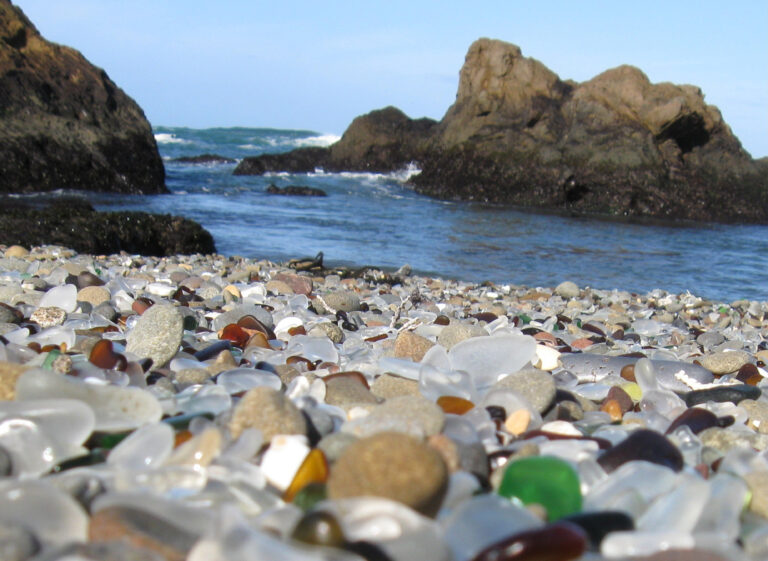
[125, 305, 184, 368]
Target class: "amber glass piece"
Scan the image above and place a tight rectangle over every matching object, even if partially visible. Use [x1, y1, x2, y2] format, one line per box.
[737, 363, 763, 386]
[89, 339, 121, 370]
[27, 342, 42, 353]
[620, 364, 636, 382]
[245, 331, 270, 350]
[132, 297, 153, 315]
[600, 399, 623, 422]
[437, 395, 475, 415]
[41, 344, 60, 353]
[287, 355, 315, 372]
[324, 371, 369, 389]
[291, 509, 344, 547]
[237, 315, 276, 340]
[288, 325, 307, 336]
[174, 430, 193, 448]
[218, 323, 250, 347]
[284, 448, 329, 502]
[364, 333, 388, 343]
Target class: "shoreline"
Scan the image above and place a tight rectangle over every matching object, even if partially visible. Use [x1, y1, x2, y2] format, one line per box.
[1, 244, 768, 560]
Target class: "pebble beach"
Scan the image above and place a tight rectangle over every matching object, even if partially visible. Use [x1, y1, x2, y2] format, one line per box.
[2, 244, 768, 561]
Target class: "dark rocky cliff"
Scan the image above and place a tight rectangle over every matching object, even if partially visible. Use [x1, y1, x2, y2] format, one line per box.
[235, 38, 768, 223]
[0, 0, 166, 194]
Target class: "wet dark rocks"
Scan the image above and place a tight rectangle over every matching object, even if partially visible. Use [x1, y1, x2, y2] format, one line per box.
[171, 154, 235, 164]
[0, 198, 215, 256]
[0, 1, 165, 194]
[266, 184, 327, 197]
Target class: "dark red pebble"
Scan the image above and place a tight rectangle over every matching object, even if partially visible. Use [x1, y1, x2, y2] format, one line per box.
[597, 429, 683, 473]
[665, 407, 719, 435]
[470, 521, 587, 561]
[559, 511, 634, 548]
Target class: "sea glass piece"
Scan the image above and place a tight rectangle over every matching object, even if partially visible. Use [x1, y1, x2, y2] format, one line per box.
[665, 407, 720, 434]
[636, 472, 709, 533]
[291, 510, 345, 547]
[89, 339, 126, 370]
[448, 334, 537, 390]
[436, 396, 475, 415]
[469, 521, 587, 561]
[560, 510, 634, 549]
[38, 284, 77, 313]
[284, 448, 329, 502]
[15, 369, 161, 432]
[419, 364, 477, 402]
[0, 481, 88, 548]
[498, 456, 582, 521]
[441, 493, 543, 561]
[216, 368, 282, 393]
[107, 422, 174, 471]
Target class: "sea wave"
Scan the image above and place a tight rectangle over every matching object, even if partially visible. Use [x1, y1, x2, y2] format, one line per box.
[154, 133, 191, 145]
[266, 163, 422, 184]
[294, 134, 341, 148]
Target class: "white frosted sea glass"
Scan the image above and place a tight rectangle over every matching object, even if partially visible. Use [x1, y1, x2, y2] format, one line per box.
[637, 473, 709, 532]
[332, 497, 452, 561]
[585, 460, 678, 511]
[448, 334, 537, 390]
[107, 422, 174, 471]
[216, 368, 281, 394]
[419, 364, 477, 402]
[439, 493, 542, 561]
[38, 284, 77, 312]
[601, 530, 694, 558]
[634, 358, 659, 393]
[0, 481, 88, 547]
[15, 369, 162, 431]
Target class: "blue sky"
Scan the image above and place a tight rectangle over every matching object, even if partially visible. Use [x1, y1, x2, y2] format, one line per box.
[15, 0, 768, 157]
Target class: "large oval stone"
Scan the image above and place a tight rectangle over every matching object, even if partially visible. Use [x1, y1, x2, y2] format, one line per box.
[327, 431, 448, 517]
[126, 304, 184, 368]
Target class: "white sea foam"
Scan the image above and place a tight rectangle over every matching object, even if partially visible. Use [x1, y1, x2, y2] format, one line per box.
[293, 134, 341, 148]
[154, 133, 191, 145]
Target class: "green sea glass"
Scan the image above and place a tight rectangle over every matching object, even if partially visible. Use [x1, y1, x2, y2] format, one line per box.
[498, 456, 582, 521]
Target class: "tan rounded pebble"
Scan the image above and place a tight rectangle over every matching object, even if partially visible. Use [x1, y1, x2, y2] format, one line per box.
[745, 470, 768, 519]
[493, 367, 556, 413]
[555, 281, 579, 298]
[324, 376, 379, 407]
[427, 433, 461, 472]
[371, 373, 419, 399]
[393, 330, 435, 362]
[740, 399, 768, 434]
[316, 290, 361, 313]
[273, 272, 313, 296]
[30, 306, 66, 327]
[696, 350, 751, 375]
[265, 280, 294, 295]
[505, 408, 531, 435]
[437, 321, 485, 350]
[4, 245, 29, 258]
[0, 361, 30, 400]
[308, 322, 344, 344]
[77, 286, 111, 307]
[228, 386, 307, 442]
[222, 284, 242, 299]
[125, 305, 184, 368]
[173, 369, 211, 387]
[327, 431, 448, 517]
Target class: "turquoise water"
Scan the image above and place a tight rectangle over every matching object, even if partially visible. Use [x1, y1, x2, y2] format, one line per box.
[88, 127, 768, 303]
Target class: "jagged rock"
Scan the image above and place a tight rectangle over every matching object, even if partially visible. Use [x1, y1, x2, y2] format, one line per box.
[265, 184, 327, 197]
[0, 0, 165, 194]
[172, 154, 235, 164]
[235, 38, 768, 223]
[0, 197, 215, 256]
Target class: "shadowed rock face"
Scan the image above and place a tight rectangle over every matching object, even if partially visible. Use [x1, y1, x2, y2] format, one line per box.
[0, 0, 166, 194]
[235, 38, 768, 223]
[0, 197, 215, 256]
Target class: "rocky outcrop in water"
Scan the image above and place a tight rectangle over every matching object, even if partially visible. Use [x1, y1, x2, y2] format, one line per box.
[235, 38, 768, 223]
[0, 0, 166, 194]
[266, 184, 327, 197]
[0, 198, 215, 256]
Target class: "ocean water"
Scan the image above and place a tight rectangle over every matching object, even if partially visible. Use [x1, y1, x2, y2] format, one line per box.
[85, 127, 768, 303]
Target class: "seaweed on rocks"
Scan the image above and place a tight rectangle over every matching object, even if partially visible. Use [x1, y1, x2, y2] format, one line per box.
[0, 197, 215, 256]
